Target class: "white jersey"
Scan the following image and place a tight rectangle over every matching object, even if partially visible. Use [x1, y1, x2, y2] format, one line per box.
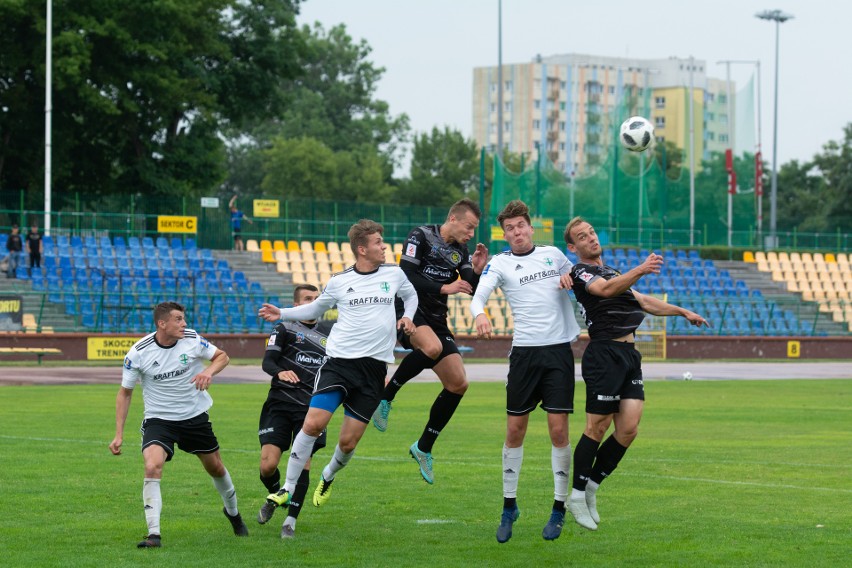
[470, 245, 581, 347]
[121, 329, 219, 421]
[277, 264, 418, 363]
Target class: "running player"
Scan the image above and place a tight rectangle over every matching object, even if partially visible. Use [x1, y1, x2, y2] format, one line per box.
[371, 198, 488, 484]
[259, 219, 417, 513]
[109, 301, 248, 548]
[470, 200, 581, 542]
[563, 217, 708, 531]
[256, 284, 333, 538]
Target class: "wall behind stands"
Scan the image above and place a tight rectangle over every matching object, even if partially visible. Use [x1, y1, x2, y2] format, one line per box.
[1, 333, 850, 362]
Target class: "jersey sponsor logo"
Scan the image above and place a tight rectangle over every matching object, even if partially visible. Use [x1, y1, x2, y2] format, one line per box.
[267, 333, 277, 346]
[578, 271, 594, 283]
[405, 243, 417, 257]
[423, 265, 453, 280]
[407, 235, 420, 246]
[631, 379, 644, 385]
[380, 282, 390, 293]
[295, 351, 327, 367]
[124, 357, 132, 370]
[153, 367, 190, 381]
[596, 394, 621, 401]
[179, 354, 189, 365]
[199, 336, 209, 348]
[349, 296, 394, 306]
[258, 427, 274, 435]
[519, 269, 559, 285]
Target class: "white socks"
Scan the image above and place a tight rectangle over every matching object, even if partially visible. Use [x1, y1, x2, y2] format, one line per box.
[211, 468, 238, 516]
[322, 444, 354, 482]
[552, 444, 571, 502]
[142, 478, 162, 536]
[285, 431, 318, 491]
[502, 444, 524, 498]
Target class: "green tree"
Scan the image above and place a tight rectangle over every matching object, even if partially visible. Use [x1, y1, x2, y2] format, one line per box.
[0, 0, 305, 205]
[406, 127, 479, 207]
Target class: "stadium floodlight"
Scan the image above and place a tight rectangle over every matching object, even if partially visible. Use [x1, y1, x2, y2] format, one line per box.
[755, 9, 793, 249]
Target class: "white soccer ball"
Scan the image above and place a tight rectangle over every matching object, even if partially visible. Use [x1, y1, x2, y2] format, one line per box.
[682, 371, 693, 381]
[620, 116, 654, 152]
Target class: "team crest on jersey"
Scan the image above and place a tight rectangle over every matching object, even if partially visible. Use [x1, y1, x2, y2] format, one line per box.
[179, 354, 189, 365]
[545, 257, 553, 266]
[296, 332, 305, 343]
[124, 357, 132, 370]
[380, 282, 390, 293]
[451, 251, 461, 264]
[320, 338, 328, 347]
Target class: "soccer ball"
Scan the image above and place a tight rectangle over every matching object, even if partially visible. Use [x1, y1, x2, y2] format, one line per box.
[682, 371, 693, 381]
[620, 116, 654, 152]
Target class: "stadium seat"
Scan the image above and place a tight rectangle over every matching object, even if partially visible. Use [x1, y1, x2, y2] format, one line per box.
[287, 240, 299, 252]
[273, 240, 286, 252]
[743, 251, 755, 263]
[261, 250, 275, 263]
[245, 239, 260, 252]
[259, 240, 273, 252]
[314, 241, 328, 253]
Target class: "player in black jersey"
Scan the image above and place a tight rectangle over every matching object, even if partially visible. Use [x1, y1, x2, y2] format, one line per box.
[563, 217, 708, 531]
[371, 198, 488, 484]
[256, 284, 333, 538]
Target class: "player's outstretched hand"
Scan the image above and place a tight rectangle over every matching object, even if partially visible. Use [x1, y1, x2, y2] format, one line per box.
[258, 303, 281, 322]
[442, 279, 473, 295]
[559, 273, 574, 290]
[475, 313, 492, 339]
[109, 436, 122, 455]
[471, 243, 489, 272]
[191, 371, 213, 391]
[639, 253, 664, 275]
[683, 310, 709, 327]
[397, 317, 416, 336]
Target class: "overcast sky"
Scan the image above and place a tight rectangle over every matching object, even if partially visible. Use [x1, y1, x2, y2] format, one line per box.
[298, 0, 848, 172]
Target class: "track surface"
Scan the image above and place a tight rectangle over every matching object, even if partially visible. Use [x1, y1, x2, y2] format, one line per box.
[1, 361, 849, 386]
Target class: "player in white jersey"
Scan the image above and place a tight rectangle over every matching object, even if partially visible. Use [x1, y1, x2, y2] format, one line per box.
[469, 200, 581, 543]
[259, 219, 417, 515]
[109, 302, 248, 548]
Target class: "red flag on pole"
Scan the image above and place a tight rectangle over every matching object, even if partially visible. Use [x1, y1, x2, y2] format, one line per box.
[754, 151, 763, 196]
[725, 149, 736, 194]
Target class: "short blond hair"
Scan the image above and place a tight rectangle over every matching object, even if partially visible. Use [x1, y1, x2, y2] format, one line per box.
[563, 216, 588, 245]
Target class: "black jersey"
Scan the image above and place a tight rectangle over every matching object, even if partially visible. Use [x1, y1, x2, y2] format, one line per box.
[263, 320, 333, 407]
[396, 224, 479, 323]
[570, 262, 646, 340]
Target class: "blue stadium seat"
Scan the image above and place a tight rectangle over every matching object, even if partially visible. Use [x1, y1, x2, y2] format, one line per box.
[142, 237, 155, 248]
[114, 236, 126, 247]
[70, 236, 83, 247]
[184, 238, 197, 250]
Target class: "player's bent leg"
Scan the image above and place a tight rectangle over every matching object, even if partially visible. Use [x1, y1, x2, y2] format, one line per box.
[432, 353, 468, 395]
[258, 444, 283, 524]
[409, 325, 443, 360]
[612, 399, 644, 448]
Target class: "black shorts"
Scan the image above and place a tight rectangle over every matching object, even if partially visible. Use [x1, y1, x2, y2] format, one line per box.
[258, 396, 327, 454]
[140, 412, 219, 462]
[397, 313, 460, 361]
[506, 342, 575, 416]
[315, 357, 388, 422]
[582, 340, 644, 415]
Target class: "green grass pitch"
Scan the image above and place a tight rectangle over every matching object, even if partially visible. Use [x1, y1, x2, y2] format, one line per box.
[0, 378, 850, 567]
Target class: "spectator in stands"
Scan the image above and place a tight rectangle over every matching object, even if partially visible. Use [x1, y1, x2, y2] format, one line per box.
[26, 223, 43, 275]
[5, 224, 22, 278]
[229, 195, 253, 251]
[562, 217, 708, 532]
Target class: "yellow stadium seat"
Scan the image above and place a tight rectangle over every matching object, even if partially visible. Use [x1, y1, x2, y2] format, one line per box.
[287, 240, 300, 252]
[825, 252, 836, 263]
[273, 240, 286, 252]
[261, 250, 275, 263]
[245, 239, 260, 252]
[259, 240, 273, 252]
[743, 251, 755, 263]
[314, 241, 328, 253]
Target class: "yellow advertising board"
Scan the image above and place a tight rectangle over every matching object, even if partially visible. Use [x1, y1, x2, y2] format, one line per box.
[157, 215, 197, 234]
[253, 199, 280, 218]
[87, 337, 138, 360]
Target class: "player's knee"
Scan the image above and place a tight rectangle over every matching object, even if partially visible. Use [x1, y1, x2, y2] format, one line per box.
[616, 426, 639, 446]
[446, 377, 468, 395]
[143, 463, 163, 478]
[422, 342, 442, 360]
